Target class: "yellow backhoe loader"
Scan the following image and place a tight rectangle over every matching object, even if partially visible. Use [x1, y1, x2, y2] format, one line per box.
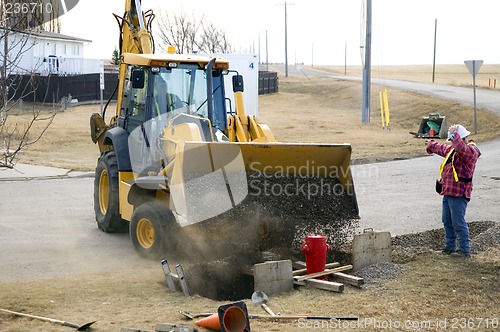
[90, 0, 359, 260]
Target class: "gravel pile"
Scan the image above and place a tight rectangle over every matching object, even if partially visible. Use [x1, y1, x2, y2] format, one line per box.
[353, 221, 499, 286]
[355, 262, 405, 285]
[470, 222, 500, 252]
[391, 220, 498, 263]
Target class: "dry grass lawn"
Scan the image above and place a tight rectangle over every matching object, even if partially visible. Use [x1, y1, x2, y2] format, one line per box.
[1, 65, 500, 331]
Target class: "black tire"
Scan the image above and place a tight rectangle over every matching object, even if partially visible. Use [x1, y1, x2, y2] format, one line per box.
[130, 202, 178, 260]
[94, 151, 128, 233]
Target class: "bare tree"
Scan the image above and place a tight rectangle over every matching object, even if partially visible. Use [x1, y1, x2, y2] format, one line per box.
[155, 10, 232, 54]
[197, 22, 233, 54]
[156, 10, 200, 54]
[0, 3, 58, 168]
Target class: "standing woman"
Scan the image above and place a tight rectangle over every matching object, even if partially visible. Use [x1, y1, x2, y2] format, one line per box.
[426, 124, 481, 257]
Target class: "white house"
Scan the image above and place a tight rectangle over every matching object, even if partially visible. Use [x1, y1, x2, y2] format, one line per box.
[0, 28, 101, 75]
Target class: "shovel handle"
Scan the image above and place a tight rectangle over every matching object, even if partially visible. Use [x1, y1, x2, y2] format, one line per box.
[0, 308, 95, 330]
[261, 303, 276, 316]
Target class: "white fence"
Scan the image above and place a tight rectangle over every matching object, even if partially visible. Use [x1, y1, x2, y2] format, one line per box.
[33, 56, 102, 76]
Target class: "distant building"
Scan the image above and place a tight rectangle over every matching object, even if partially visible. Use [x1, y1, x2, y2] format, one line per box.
[0, 28, 101, 75]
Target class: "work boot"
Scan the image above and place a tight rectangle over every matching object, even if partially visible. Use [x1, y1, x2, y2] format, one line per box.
[450, 250, 470, 258]
[441, 249, 455, 255]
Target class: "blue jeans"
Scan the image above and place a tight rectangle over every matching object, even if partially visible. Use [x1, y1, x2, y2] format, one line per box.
[442, 196, 470, 253]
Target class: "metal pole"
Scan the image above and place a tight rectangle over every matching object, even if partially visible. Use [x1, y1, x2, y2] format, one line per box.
[285, 2, 288, 80]
[258, 33, 261, 65]
[432, 18, 437, 83]
[175, 264, 190, 296]
[312, 42, 314, 67]
[361, 0, 372, 123]
[266, 30, 269, 71]
[473, 61, 477, 134]
[344, 41, 347, 75]
[161, 260, 177, 291]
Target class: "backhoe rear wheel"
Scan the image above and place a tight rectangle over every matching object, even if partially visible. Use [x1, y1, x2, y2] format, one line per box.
[94, 151, 128, 233]
[130, 202, 178, 260]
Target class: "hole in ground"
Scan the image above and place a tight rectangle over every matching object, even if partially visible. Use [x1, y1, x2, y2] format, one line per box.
[186, 261, 254, 301]
[182, 249, 352, 301]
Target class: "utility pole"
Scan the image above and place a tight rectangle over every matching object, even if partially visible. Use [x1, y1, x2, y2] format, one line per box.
[259, 30, 269, 71]
[344, 41, 347, 75]
[265, 30, 269, 71]
[311, 42, 314, 67]
[278, 2, 294, 80]
[361, 0, 372, 123]
[432, 18, 437, 83]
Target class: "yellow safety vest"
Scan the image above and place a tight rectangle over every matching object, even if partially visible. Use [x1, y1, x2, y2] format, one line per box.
[439, 142, 476, 182]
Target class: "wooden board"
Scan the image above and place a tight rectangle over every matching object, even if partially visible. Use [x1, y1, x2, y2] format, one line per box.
[331, 272, 364, 287]
[294, 265, 352, 282]
[294, 278, 344, 293]
[292, 262, 340, 276]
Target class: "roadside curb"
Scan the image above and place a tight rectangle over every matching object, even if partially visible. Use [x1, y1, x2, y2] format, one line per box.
[0, 164, 94, 181]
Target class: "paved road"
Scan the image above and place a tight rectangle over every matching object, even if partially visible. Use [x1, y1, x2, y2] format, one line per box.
[354, 139, 500, 234]
[0, 177, 156, 281]
[1, 72, 499, 281]
[300, 66, 500, 116]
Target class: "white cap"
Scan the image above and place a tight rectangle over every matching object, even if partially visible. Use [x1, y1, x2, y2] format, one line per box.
[447, 124, 471, 141]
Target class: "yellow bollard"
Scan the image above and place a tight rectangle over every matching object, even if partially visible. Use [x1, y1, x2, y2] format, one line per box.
[379, 91, 385, 129]
[383, 89, 390, 129]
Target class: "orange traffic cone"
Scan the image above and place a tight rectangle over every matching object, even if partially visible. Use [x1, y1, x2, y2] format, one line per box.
[220, 305, 248, 332]
[194, 313, 220, 331]
[429, 126, 435, 137]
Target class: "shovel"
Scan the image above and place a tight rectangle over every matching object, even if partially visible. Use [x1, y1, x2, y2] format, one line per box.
[251, 291, 276, 316]
[0, 308, 95, 331]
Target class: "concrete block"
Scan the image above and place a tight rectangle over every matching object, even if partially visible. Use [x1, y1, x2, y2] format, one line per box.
[352, 230, 392, 271]
[254, 259, 293, 296]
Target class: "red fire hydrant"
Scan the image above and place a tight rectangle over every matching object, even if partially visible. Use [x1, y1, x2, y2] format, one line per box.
[301, 234, 331, 280]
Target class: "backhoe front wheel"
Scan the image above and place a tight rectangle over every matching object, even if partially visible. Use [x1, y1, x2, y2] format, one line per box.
[94, 151, 128, 233]
[130, 202, 178, 260]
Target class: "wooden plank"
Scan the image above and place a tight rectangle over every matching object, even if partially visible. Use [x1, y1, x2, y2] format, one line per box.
[292, 262, 340, 276]
[294, 265, 353, 282]
[332, 272, 364, 287]
[294, 278, 344, 293]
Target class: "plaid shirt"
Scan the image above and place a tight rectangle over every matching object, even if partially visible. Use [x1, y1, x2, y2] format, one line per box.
[427, 139, 481, 199]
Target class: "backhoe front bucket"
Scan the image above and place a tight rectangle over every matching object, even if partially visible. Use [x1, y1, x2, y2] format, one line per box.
[167, 141, 359, 258]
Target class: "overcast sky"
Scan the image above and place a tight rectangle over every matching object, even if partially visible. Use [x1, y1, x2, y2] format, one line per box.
[60, 0, 500, 66]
